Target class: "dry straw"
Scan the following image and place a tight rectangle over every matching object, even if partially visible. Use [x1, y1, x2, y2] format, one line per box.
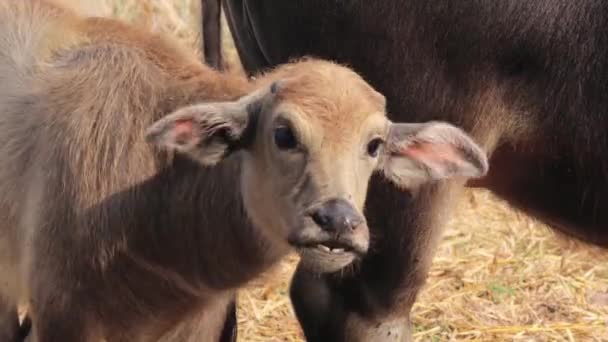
[92, 1, 608, 340]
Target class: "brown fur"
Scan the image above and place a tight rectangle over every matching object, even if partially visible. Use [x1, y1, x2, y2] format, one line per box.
[216, 0, 608, 341]
[0, 2, 489, 341]
[0, 1, 379, 341]
[0, 2, 490, 341]
[0, 1, 250, 341]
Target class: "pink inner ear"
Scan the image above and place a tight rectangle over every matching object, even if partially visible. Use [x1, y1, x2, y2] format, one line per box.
[401, 142, 460, 164]
[173, 119, 196, 145]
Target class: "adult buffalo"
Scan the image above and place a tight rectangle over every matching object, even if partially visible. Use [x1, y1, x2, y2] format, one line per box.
[203, 1, 608, 341]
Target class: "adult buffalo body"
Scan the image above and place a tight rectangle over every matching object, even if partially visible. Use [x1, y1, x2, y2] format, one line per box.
[203, 1, 608, 340]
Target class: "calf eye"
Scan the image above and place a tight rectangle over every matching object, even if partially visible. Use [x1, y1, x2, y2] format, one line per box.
[367, 138, 383, 157]
[274, 126, 298, 150]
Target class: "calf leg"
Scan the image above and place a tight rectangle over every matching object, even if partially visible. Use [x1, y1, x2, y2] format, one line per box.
[290, 178, 459, 341]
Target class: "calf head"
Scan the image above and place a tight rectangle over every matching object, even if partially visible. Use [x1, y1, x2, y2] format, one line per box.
[146, 60, 489, 273]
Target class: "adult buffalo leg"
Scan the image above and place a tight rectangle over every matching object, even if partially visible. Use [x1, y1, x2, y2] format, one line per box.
[200, 0, 223, 70]
[290, 178, 461, 341]
[289, 265, 344, 341]
[218, 298, 237, 342]
[19, 316, 31, 341]
[0, 297, 21, 342]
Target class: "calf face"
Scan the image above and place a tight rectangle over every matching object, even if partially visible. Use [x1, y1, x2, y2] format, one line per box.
[147, 60, 489, 272]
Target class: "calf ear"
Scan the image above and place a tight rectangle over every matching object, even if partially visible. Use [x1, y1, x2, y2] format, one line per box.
[146, 85, 276, 165]
[380, 121, 489, 188]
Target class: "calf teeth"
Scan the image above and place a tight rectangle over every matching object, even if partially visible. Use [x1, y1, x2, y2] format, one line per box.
[317, 244, 331, 252]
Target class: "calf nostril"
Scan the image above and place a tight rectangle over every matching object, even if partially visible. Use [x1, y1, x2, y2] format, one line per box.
[311, 211, 330, 228]
[347, 216, 364, 230]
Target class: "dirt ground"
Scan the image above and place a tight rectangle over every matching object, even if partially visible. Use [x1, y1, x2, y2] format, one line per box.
[88, 1, 608, 340]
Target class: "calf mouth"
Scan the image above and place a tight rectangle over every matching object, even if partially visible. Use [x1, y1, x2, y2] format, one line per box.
[294, 239, 364, 256]
[294, 243, 360, 273]
[288, 236, 368, 273]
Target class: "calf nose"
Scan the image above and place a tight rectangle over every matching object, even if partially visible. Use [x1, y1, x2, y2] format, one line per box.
[311, 199, 364, 233]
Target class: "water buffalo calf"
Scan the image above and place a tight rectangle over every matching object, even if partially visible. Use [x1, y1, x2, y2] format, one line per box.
[202, 0, 608, 340]
[0, 1, 489, 341]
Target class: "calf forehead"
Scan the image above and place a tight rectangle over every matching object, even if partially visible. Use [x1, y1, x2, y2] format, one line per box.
[276, 62, 386, 138]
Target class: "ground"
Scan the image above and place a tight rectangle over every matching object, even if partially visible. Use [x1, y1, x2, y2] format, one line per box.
[93, 1, 607, 340]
